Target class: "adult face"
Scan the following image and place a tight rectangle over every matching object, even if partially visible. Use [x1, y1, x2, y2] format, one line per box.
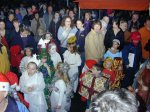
[85, 13, 90, 20]
[35, 13, 39, 19]
[65, 18, 71, 28]
[13, 21, 20, 28]
[69, 11, 74, 19]
[120, 22, 127, 32]
[48, 6, 52, 13]
[76, 20, 83, 30]
[54, 13, 60, 20]
[93, 24, 101, 33]
[113, 22, 118, 29]
[132, 14, 139, 23]
[145, 20, 150, 31]
[0, 21, 5, 30]
[8, 14, 14, 21]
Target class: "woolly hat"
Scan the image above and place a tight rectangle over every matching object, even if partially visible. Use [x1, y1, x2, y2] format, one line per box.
[85, 60, 97, 69]
[113, 39, 120, 45]
[68, 35, 77, 44]
[0, 73, 9, 91]
[130, 31, 141, 41]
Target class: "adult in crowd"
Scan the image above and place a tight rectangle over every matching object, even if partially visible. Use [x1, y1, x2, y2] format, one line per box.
[43, 5, 53, 31]
[6, 12, 15, 30]
[49, 11, 61, 45]
[57, 16, 77, 58]
[15, 8, 23, 24]
[128, 12, 140, 31]
[31, 12, 46, 42]
[22, 7, 34, 26]
[139, 16, 150, 60]
[104, 18, 124, 51]
[85, 20, 105, 62]
[76, 19, 88, 70]
[84, 12, 92, 33]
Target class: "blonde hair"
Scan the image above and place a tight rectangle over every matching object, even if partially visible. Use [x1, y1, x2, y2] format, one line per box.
[103, 57, 114, 69]
[56, 70, 69, 84]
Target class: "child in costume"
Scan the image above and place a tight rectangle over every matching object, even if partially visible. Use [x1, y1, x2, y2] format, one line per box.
[63, 36, 81, 93]
[79, 60, 97, 102]
[0, 36, 10, 74]
[122, 29, 142, 88]
[111, 57, 124, 89]
[79, 64, 110, 111]
[102, 57, 115, 86]
[38, 44, 55, 111]
[0, 73, 29, 112]
[19, 47, 33, 73]
[19, 61, 48, 112]
[10, 45, 24, 76]
[104, 39, 122, 60]
[48, 43, 62, 68]
[50, 69, 70, 112]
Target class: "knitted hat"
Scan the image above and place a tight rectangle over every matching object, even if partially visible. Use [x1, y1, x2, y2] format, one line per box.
[85, 60, 97, 69]
[68, 35, 77, 44]
[5, 72, 20, 91]
[0, 73, 10, 91]
[113, 39, 120, 45]
[130, 31, 141, 41]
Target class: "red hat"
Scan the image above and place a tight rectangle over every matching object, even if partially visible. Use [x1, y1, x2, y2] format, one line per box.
[130, 31, 141, 41]
[0, 73, 9, 91]
[5, 72, 19, 85]
[85, 60, 97, 69]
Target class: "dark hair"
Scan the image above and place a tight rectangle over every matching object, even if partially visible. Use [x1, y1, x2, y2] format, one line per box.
[13, 18, 19, 23]
[112, 18, 120, 27]
[92, 20, 102, 29]
[68, 44, 78, 53]
[61, 16, 74, 28]
[76, 19, 84, 24]
[145, 16, 150, 23]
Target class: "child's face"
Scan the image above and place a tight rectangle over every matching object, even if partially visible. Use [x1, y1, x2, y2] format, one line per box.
[25, 48, 32, 56]
[27, 63, 37, 75]
[46, 34, 52, 40]
[41, 57, 47, 63]
[112, 41, 119, 49]
[105, 61, 113, 69]
[49, 46, 56, 54]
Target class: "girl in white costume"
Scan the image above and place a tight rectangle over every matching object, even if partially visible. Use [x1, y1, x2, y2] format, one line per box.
[50, 69, 70, 112]
[19, 47, 33, 73]
[19, 62, 48, 112]
[63, 36, 81, 92]
[49, 43, 62, 68]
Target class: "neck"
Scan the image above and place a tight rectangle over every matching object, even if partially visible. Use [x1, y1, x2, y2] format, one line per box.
[15, 27, 19, 32]
[0, 98, 7, 112]
[79, 27, 84, 31]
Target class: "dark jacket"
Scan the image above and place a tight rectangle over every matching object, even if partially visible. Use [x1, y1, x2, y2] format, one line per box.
[104, 29, 124, 50]
[76, 29, 88, 52]
[122, 42, 142, 72]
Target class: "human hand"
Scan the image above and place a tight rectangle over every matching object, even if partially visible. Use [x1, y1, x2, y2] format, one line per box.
[55, 105, 61, 109]
[28, 86, 34, 92]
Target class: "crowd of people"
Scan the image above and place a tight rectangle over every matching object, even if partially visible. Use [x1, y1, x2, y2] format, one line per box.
[0, 1, 150, 112]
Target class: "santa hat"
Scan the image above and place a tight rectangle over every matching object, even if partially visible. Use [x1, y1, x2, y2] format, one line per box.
[5, 72, 20, 91]
[130, 31, 141, 41]
[0, 73, 10, 91]
[85, 60, 97, 69]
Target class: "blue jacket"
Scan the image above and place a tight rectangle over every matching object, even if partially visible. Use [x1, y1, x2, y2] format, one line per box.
[122, 42, 142, 71]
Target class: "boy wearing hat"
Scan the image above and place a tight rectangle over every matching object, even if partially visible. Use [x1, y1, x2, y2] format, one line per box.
[122, 30, 142, 88]
[0, 73, 29, 112]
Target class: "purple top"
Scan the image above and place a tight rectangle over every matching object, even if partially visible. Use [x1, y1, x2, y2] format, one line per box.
[21, 37, 28, 47]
